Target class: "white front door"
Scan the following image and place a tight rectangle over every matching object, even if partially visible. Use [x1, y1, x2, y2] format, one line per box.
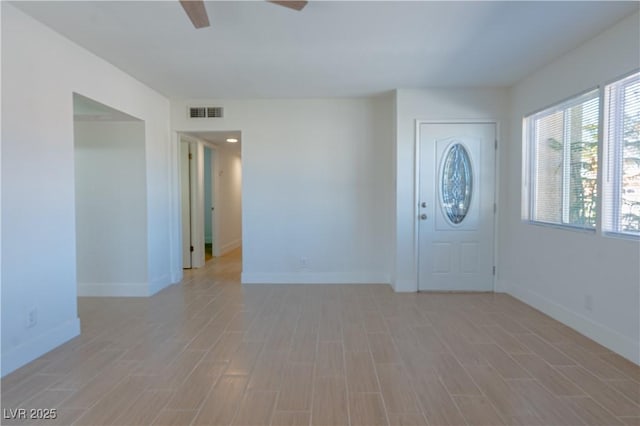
[418, 122, 496, 291]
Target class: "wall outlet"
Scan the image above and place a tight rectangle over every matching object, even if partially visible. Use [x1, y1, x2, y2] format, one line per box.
[26, 307, 38, 328]
[584, 294, 593, 312]
[300, 257, 308, 268]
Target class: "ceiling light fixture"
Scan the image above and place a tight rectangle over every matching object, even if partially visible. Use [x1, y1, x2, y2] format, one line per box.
[226, 138, 238, 143]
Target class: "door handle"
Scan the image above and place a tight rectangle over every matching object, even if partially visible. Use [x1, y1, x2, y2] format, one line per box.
[421, 202, 427, 208]
[420, 214, 427, 220]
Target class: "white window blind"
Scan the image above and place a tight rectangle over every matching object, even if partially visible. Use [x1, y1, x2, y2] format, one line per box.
[603, 72, 640, 236]
[526, 90, 600, 229]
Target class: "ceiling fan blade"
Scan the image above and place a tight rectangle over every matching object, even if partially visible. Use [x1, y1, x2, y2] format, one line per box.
[179, 0, 210, 29]
[269, 1, 308, 11]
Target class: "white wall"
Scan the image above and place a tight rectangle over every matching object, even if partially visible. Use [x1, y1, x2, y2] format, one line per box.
[74, 121, 148, 296]
[393, 88, 510, 292]
[1, 4, 177, 376]
[171, 96, 394, 283]
[500, 12, 640, 363]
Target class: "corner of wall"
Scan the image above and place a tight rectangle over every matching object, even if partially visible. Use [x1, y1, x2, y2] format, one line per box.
[507, 281, 640, 365]
[1, 318, 80, 377]
[149, 273, 176, 296]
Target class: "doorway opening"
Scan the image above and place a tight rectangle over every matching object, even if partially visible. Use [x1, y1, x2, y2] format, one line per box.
[73, 93, 148, 296]
[178, 131, 242, 270]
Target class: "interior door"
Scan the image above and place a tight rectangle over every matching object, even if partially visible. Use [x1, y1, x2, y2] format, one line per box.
[418, 122, 496, 291]
[180, 142, 192, 269]
[209, 148, 216, 256]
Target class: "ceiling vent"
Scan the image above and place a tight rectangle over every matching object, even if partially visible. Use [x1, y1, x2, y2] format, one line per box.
[188, 106, 223, 118]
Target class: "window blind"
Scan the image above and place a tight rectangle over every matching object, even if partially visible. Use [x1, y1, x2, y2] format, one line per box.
[604, 72, 640, 236]
[528, 90, 600, 228]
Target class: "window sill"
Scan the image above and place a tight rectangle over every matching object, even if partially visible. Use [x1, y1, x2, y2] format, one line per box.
[603, 231, 640, 241]
[525, 220, 597, 234]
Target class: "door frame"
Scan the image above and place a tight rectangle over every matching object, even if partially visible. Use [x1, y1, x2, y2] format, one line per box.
[202, 143, 221, 258]
[414, 119, 501, 292]
[179, 134, 224, 267]
[180, 134, 202, 268]
[180, 139, 194, 269]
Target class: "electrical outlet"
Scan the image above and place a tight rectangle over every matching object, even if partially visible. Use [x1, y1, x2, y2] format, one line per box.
[26, 307, 38, 328]
[584, 294, 593, 312]
[300, 257, 308, 267]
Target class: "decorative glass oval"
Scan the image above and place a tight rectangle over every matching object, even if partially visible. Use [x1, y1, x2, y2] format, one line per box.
[440, 143, 473, 224]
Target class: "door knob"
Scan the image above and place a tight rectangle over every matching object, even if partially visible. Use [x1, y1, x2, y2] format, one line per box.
[421, 202, 427, 208]
[420, 214, 427, 220]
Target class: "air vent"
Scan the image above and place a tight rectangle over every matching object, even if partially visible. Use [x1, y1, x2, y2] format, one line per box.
[189, 107, 206, 118]
[188, 106, 224, 119]
[207, 107, 223, 118]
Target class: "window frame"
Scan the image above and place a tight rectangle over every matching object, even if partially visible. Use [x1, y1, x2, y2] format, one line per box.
[524, 88, 600, 232]
[602, 69, 640, 239]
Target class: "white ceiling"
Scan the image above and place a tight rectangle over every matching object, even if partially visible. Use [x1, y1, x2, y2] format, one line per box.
[12, 1, 639, 99]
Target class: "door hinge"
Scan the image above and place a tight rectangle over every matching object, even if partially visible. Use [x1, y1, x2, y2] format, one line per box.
[493, 266, 496, 276]
[190, 245, 194, 252]
[494, 139, 498, 150]
[494, 203, 497, 214]
[188, 153, 193, 160]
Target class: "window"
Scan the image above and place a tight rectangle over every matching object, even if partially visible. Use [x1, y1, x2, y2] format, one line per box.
[603, 72, 640, 236]
[440, 143, 473, 225]
[525, 90, 600, 229]
[523, 71, 640, 238]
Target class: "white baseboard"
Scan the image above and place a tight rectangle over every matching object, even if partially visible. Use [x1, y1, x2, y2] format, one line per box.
[1, 317, 81, 377]
[219, 239, 241, 256]
[78, 282, 149, 297]
[507, 282, 639, 365]
[241, 271, 390, 285]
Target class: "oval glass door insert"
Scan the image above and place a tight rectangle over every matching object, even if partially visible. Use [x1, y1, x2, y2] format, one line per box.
[440, 143, 473, 224]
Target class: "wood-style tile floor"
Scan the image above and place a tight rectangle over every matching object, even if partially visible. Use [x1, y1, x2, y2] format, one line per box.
[2, 248, 639, 425]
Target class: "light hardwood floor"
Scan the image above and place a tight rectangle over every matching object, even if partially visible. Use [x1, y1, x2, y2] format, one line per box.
[2, 248, 639, 425]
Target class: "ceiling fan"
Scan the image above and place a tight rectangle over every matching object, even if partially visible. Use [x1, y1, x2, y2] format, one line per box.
[179, 0, 308, 29]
